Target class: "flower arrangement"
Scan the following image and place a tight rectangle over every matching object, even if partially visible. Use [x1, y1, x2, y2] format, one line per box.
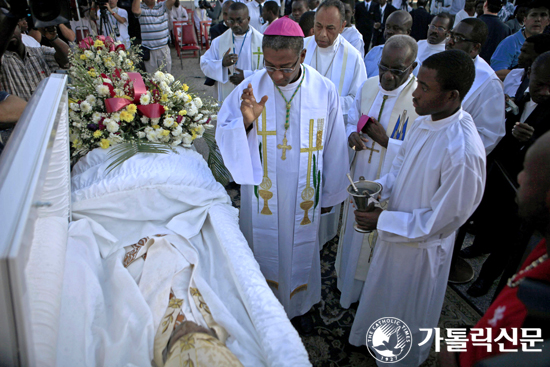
[68, 35, 223, 174]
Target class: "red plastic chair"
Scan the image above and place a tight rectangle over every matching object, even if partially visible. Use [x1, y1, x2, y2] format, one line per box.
[75, 28, 90, 43]
[199, 20, 211, 51]
[173, 21, 200, 66]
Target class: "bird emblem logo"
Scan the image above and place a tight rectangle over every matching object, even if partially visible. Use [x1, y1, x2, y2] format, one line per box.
[366, 317, 412, 363]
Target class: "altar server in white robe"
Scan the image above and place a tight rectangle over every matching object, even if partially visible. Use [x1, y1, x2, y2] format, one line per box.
[349, 50, 486, 366]
[416, 13, 451, 64]
[341, 0, 365, 57]
[446, 17, 505, 155]
[216, 17, 349, 329]
[336, 35, 419, 309]
[365, 11, 420, 77]
[200, 2, 264, 102]
[302, 0, 366, 246]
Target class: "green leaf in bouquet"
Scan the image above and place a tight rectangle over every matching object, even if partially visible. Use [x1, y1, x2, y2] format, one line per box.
[202, 130, 233, 186]
[105, 139, 174, 174]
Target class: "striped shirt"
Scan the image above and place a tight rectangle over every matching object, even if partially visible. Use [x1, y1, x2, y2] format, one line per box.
[0, 46, 59, 101]
[138, 2, 170, 50]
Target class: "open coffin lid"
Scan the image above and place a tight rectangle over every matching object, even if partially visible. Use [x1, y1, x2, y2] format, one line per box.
[0, 75, 310, 367]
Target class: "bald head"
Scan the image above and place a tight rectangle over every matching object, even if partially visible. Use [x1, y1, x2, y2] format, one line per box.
[384, 10, 413, 40]
[384, 34, 417, 63]
[517, 130, 550, 236]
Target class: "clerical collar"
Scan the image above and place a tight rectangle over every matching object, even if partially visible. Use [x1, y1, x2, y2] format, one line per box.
[234, 28, 250, 39]
[378, 73, 413, 97]
[278, 65, 304, 91]
[318, 35, 340, 54]
[422, 108, 463, 131]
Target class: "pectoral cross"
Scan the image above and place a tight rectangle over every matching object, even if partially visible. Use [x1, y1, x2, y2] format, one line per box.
[256, 108, 275, 215]
[300, 119, 324, 225]
[365, 141, 380, 164]
[253, 47, 263, 66]
[277, 136, 291, 160]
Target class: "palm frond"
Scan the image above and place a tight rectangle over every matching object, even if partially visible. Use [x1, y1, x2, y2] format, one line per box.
[106, 140, 175, 174]
[202, 130, 232, 186]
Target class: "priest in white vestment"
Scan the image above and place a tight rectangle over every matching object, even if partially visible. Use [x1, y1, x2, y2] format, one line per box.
[341, 0, 365, 57]
[364, 11, 420, 77]
[416, 14, 451, 64]
[216, 18, 349, 325]
[200, 2, 264, 102]
[349, 50, 486, 366]
[302, 0, 367, 247]
[336, 35, 419, 309]
[446, 18, 505, 155]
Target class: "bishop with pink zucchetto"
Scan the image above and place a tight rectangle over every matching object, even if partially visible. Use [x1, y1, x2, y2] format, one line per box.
[216, 15, 349, 332]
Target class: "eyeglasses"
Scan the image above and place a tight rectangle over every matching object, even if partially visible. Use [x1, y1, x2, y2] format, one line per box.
[226, 18, 246, 25]
[428, 24, 447, 32]
[264, 57, 301, 73]
[447, 32, 477, 44]
[377, 62, 413, 77]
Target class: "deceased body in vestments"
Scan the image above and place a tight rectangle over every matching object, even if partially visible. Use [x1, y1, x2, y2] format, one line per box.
[56, 147, 310, 366]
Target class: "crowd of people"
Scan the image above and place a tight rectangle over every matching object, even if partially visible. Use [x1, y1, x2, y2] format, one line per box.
[1, 0, 550, 366]
[202, 0, 550, 366]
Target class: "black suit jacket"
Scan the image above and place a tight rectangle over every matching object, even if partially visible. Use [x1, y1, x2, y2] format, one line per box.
[492, 94, 550, 186]
[372, 4, 397, 46]
[409, 7, 432, 41]
[355, 1, 381, 52]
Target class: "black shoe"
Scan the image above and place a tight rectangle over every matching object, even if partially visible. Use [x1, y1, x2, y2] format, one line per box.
[467, 277, 494, 297]
[448, 257, 474, 284]
[460, 245, 489, 259]
[292, 313, 314, 336]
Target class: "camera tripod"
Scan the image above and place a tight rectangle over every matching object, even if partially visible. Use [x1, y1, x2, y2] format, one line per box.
[97, 4, 118, 38]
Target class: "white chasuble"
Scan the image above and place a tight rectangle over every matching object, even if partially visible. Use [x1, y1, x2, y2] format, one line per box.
[462, 55, 505, 155]
[216, 65, 349, 318]
[200, 27, 264, 102]
[341, 25, 365, 58]
[303, 35, 367, 121]
[336, 75, 418, 308]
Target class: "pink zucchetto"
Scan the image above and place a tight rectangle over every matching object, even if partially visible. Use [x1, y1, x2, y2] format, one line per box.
[264, 17, 305, 37]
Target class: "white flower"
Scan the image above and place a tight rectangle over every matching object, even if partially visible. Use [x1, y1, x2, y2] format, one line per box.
[151, 117, 160, 125]
[195, 125, 205, 135]
[194, 113, 203, 121]
[84, 50, 93, 58]
[124, 59, 133, 68]
[92, 112, 102, 123]
[187, 105, 198, 117]
[153, 71, 165, 82]
[159, 81, 169, 91]
[163, 117, 175, 128]
[140, 116, 150, 124]
[70, 102, 80, 111]
[80, 101, 92, 114]
[166, 74, 175, 84]
[102, 78, 112, 84]
[108, 133, 124, 144]
[121, 72, 129, 81]
[171, 138, 182, 147]
[181, 133, 193, 147]
[193, 97, 203, 109]
[112, 112, 121, 122]
[96, 84, 110, 96]
[175, 90, 185, 100]
[137, 131, 146, 138]
[106, 119, 119, 133]
[86, 95, 96, 106]
[140, 92, 151, 105]
[172, 125, 183, 136]
[144, 126, 153, 133]
[146, 131, 158, 142]
[114, 88, 124, 96]
[118, 50, 126, 58]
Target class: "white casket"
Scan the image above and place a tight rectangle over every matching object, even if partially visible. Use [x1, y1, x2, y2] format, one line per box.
[0, 75, 311, 367]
